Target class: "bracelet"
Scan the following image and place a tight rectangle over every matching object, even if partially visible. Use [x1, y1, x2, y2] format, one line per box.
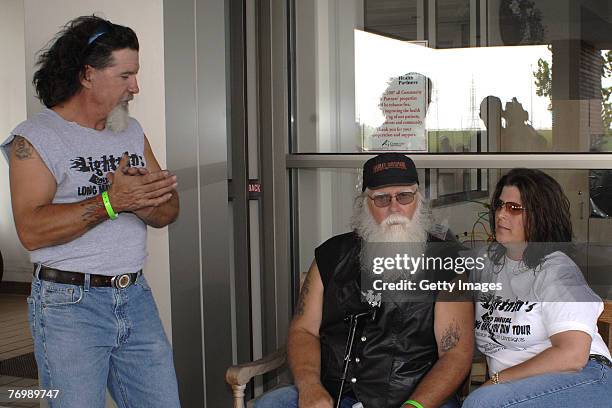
[491, 371, 500, 384]
[101, 191, 118, 220]
[404, 400, 424, 408]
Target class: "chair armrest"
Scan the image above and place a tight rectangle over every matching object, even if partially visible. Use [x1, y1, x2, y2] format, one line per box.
[598, 301, 612, 351]
[225, 348, 288, 386]
[599, 301, 612, 324]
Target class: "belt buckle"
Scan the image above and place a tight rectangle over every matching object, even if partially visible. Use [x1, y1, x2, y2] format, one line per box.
[111, 274, 132, 289]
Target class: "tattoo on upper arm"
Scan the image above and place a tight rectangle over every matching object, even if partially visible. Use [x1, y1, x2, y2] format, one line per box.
[80, 199, 105, 229]
[440, 320, 461, 352]
[13, 136, 34, 160]
[295, 271, 312, 316]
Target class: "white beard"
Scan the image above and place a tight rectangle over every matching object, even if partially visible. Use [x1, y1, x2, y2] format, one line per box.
[352, 193, 430, 288]
[106, 102, 130, 133]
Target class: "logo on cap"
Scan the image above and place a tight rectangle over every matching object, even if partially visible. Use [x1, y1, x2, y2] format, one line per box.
[372, 161, 408, 174]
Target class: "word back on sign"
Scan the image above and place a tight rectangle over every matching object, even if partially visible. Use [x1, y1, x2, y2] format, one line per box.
[248, 180, 261, 199]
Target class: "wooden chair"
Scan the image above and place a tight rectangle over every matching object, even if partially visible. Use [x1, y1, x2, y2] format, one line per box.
[225, 348, 288, 408]
[225, 272, 309, 408]
[226, 297, 611, 407]
[598, 300, 612, 351]
[225, 348, 485, 407]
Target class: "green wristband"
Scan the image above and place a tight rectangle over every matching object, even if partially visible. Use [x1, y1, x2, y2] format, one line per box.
[404, 400, 424, 408]
[101, 191, 118, 220]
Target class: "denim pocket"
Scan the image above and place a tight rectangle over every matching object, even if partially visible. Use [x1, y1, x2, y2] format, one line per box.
[26, 296, 36, 337]
[135, 275, 152, 291]
[40, 281, 83, 307]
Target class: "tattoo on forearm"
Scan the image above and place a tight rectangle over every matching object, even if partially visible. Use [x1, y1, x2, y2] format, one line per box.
[81, 200, 106, 228]
[440, 320, 461, 352]
[295, 272, 312, 316]
[13, 136, 33, 160]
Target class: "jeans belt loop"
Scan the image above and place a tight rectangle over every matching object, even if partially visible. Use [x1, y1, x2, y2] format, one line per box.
[84, 273, 91, 292]
[34, 263, 42, 279]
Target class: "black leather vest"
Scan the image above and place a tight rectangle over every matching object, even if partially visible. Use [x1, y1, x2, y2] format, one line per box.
[315, 232, 459, 408]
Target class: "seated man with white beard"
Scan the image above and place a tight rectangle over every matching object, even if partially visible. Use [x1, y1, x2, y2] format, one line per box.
[1, 16, 180, 408]
[255, 153, 473, 408]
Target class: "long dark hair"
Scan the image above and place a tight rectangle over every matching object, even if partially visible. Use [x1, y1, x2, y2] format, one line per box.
[33, 15, 139, 108]
[488, 168, 572, 270]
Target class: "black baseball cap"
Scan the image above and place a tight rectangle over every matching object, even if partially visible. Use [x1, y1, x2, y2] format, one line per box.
[362, 153, 419, 192]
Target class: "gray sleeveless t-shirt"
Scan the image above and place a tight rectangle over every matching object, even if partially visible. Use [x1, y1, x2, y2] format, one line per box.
[1, 108, 147, 275]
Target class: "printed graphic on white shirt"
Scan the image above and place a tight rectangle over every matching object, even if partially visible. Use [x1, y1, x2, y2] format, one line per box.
[475, 293, 539, 355]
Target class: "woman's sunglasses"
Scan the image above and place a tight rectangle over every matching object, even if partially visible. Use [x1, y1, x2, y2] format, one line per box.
[367, 191, 416, 208]
[493, 199, 526, 215]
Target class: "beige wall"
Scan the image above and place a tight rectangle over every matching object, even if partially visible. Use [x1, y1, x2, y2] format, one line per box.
[0, 0, 30, 282]
[19, 0, 172, 342]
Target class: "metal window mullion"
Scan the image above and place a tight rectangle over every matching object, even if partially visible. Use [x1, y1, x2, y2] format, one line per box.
[285, 154, 612, 170]
[229, 0, 254, 369]
[258, 0, 291, 369]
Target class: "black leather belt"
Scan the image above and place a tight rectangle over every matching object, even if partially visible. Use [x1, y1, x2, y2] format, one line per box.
[589, 354, 612, 369]
[35, 266, 141, 289]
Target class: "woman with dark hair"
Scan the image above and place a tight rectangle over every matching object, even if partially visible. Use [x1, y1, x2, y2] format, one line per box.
[463, 168, 612, 407]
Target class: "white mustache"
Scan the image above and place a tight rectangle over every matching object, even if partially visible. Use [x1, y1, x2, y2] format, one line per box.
[352, 193, 430, 245]
[382, 214, 411, 227]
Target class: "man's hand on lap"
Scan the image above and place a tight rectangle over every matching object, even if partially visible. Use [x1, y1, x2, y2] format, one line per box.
[297, 383, 333, 408]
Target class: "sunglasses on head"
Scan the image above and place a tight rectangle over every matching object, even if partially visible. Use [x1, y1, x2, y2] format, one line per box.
[367, 191, 416, 208]
[494, 199, 526, 215]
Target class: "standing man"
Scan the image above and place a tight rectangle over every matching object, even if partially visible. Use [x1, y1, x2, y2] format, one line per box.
[1, 16, 180, 408]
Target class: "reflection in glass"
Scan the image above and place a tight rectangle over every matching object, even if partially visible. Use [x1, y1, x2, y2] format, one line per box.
[293, 1, 612, 153]
[295, 167, 611, 300]
[355, 29, 553, 153]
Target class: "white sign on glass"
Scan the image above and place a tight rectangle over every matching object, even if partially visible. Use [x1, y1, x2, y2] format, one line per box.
[365, 72, 429, 151]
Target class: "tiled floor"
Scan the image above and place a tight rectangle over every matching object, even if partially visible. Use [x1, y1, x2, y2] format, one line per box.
[0, 295, 38, 408]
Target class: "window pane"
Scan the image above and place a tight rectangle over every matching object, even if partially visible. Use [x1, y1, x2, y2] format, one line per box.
[436, 0, 470, 49]
[295, 167, 612, 300]
[293, 0, 612, 153]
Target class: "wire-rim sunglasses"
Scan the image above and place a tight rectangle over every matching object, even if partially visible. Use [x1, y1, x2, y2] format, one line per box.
[493, 199, 526, 215]
[367, 191, 416, 208]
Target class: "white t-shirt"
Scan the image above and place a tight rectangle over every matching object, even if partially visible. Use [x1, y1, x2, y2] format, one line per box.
[471, 250, 611, 375]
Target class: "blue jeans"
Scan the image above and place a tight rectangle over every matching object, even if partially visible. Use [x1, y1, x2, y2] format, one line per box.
[27, 273, 181, 408]
[253, 385, 357, 408]
[462, 360, 612, 408]
[253, 385, 460, 408]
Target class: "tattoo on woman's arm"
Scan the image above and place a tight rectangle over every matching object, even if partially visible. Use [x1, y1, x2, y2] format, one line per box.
[441, 320, 461, 352]
[13, 136, 33, 160]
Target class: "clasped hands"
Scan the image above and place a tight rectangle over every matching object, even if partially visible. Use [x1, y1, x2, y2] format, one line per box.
[105, 154, 177, 214]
